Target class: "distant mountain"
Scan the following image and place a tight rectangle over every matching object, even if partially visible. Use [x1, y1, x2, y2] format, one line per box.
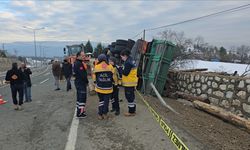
[4, 41, 107, 57]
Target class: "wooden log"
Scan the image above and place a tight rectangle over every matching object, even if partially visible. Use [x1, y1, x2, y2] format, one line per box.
[193, 100, 250, 132]
[180, 68, 208, 72]
[175, 91, 210, 104]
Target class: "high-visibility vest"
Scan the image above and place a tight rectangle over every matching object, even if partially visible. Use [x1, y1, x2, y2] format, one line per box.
[93, 61, 114, 94]
[113, 66, 122, 86]
[122, 67, 138, 87]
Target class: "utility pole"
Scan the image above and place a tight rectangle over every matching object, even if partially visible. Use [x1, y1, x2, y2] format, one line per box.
[143, 29, 146, 40]
[33, 30, 37, 67]
[2, 43, 4, 50]
[23, 26, 45, 68]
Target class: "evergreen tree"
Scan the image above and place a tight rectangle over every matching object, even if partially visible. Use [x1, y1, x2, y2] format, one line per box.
[85, 40, 93, 53]
[219, 46, 227, 61]
[94, 43, 103, 56]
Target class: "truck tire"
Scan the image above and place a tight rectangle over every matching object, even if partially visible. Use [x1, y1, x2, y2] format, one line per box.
[115, 45, 127, 52]
[116, 39, 128, 46]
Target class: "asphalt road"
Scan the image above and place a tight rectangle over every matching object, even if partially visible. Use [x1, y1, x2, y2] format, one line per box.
[0, 66, 177, 150]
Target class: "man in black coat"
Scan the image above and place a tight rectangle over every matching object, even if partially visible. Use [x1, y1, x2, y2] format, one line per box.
[62, 58, 73, 91]
[20, 63, 32, 102]
[5, 62, 24, 110]
[74, 51, 89, 118]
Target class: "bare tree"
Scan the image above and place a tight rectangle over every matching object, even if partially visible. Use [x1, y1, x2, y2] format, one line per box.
[237, 45, 250, 63]
[158, 29, 197, 69]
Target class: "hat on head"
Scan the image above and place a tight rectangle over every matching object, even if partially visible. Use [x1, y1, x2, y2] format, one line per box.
[109, 56, 117, 64]
[98, 54, 107, 62]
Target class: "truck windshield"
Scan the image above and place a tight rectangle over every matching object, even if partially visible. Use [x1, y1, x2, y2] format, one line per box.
[68, 46, 81, 55]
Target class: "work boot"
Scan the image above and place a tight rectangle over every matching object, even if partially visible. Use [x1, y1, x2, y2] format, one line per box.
[110, 108, 115, 112]
[14, 105, 18, 110]
[103, 114, 109, 120]
[54, 88, 60, 91]
[115, 110, 120, 116]
[124, 112, 136, 117]
[77, 113, 86, 119]
[18, 105, 23, 111]
[98, 115, 104, 120]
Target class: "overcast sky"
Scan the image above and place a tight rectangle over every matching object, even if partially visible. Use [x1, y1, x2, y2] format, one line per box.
[0, 0, 250, 48]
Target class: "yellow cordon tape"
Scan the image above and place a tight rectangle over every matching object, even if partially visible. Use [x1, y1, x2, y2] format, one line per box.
[136, 90, 189, 150]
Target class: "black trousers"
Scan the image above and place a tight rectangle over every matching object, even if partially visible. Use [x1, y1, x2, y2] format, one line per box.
[124, 87, 136, 113]
[75, 82, 87, 115]
[10, 84, 24, 105]
[111, 85, 120, 111]
[97, 93, 110, 115]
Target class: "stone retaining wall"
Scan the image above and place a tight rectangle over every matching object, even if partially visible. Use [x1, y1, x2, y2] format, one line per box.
[170, 71, 250, 119]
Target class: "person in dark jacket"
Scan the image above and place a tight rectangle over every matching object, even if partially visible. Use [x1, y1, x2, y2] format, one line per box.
[109, 57, 121, 116]
[74, 51, 89, 118]
[93, 54, 115, 120]
[120, 50, 138, 117]
[62, 58, 72, 91]
[5, 62, 24, 110]
[20, 63, 32, 102]
[52, 59, 61, 91]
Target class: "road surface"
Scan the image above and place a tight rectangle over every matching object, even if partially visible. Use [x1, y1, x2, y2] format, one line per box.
[0, 66, 178, 150]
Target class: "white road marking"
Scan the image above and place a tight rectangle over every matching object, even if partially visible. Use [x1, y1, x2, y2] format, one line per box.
[40, 78, 49, 84]
[43, 72, 50, 76]
[64, 109, 79, 150]
[0, 84, 8, 89]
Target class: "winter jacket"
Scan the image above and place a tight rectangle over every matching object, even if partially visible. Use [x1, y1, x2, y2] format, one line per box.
[52, 61, 61, 77]
[122, 56, 138, 87]
[20, 67, 32, 87]
[93, 61, 114, 94]
[62, 62, 72, 78]
[5, 68, 24, 85]
[73, 59, 89, 86]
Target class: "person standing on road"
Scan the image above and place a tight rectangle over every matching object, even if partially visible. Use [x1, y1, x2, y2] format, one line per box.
[74, 51, 89, 118]
[52, 59, 61, 91]
[109, 57, 121, 116]
[5, 62, 24, 110]
[93, 54, 114, 120]
[120, 50, 138, 117]
[20, 63, 32, 102]
[62, 57, 72, 91]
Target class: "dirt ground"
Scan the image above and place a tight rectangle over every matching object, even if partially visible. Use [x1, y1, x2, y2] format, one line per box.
[143, 95, 250, 150]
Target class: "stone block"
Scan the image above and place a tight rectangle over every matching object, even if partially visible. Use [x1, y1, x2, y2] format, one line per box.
[215, 76, 221, 82]
[223, 78, 229, 83]
[209, 97, 219, 105]
[243, 103, 250, 113]
[207, 81, 211, 86]
[207, 88, 212, 94]
[219, 84, 227, 91]
[213, 91, 224, 98]
[221, 100, 230, 108]
[238, 80, 245, 88]
[228, 84, 234, 90]
[226, 91, 233, 99]
[237, 91, 246, 100]
[202, 84, 208, 91]
[196, 89, 201, 95]
[195, 74, 200, 81]
[212, 82, 218, 88]
[232, 99, 241, 107]
[196, 83, 201, 88]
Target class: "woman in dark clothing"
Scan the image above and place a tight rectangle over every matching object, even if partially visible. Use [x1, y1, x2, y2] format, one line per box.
[62, 58, 73, 91]
[20, 63, 32, 102]
[5, 63, 24, 110]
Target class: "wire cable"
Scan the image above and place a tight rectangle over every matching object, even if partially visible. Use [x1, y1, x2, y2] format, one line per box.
[131, 30, 144, 39]
[146, 3, 250, 31]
